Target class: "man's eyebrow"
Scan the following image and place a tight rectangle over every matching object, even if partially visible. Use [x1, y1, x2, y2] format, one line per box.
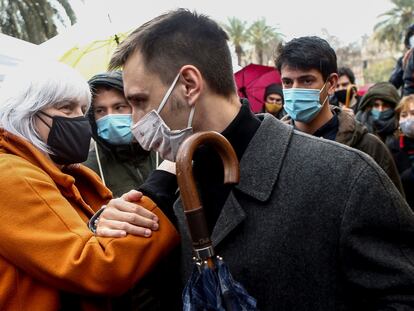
[297, 75, 316, 80]
[126, 92, 147, 101]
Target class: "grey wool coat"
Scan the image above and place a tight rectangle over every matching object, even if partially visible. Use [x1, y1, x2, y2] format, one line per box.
[173, 114, 414, 311]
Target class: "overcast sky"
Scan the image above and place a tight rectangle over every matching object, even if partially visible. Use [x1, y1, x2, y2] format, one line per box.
[70, 0, 394, 45]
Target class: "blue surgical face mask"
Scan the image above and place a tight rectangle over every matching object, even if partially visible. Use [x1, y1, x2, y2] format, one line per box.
[283, 82, 329, 123]
[96, 114, 133, 145]
[371, 108, 394, 121]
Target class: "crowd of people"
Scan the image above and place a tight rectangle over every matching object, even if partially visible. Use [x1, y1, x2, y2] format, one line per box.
[0, 8, 414, 311]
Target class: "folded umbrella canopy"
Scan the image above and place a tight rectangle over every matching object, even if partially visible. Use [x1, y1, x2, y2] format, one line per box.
[234, 64, 281, 113]
[176, 131, 257, 311]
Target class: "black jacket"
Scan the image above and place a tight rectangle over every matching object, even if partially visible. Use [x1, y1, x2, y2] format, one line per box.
[404, 51, 414, 96]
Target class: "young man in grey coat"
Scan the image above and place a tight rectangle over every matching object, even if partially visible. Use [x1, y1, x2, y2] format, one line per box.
[109, 9, 414, 310]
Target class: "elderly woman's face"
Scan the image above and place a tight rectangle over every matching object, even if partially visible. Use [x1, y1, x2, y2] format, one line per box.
[35, 99, 89, 144]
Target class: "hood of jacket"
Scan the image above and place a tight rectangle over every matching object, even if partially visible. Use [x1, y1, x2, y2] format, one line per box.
[358, 82, 400, 111]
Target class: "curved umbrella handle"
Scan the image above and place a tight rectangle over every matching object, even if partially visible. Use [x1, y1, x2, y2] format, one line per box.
[345, 84, 357, 108]
[176, 131, 240, 257]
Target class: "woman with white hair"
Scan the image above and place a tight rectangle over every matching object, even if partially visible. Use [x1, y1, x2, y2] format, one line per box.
[0, 61, 179, 310]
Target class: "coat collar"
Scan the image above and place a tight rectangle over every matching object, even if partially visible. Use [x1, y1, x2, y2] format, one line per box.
[211, 115, 293, 246]
[235, 114, 293, 202]
[0, 128, 111, 215]
[174, 115, 294, 248]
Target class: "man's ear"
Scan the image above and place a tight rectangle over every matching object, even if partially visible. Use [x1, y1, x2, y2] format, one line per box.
[327, 73, 338, 95]
[179, 65, 203, 106]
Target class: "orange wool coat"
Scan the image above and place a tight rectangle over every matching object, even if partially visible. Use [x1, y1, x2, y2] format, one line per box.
[0, 129, 180, 310]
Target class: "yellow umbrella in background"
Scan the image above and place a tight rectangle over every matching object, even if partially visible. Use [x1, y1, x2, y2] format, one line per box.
[60, 31, 130, 79]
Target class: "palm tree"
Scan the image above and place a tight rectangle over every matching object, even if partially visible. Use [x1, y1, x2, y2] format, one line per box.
[0, 0, 76, 44]
[223, 17, 249, 66]
[248, 18, 281, 65]
[374, 0, 414, 49]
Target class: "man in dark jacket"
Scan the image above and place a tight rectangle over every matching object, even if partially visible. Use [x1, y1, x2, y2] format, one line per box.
[277, 38, 403, 194]
[84, 71, 156, 198]
[403, 48, 414, 96]
[110, 10, 414, 310]
[85, 71, 180, 310]
[261, 83, 286, 119]
[332, 67, 360, 112]
[390, 24, 414, 93]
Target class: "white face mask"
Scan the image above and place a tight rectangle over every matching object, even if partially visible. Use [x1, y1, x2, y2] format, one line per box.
[410, 36, 414, 49]
[131, 73, 195, 162]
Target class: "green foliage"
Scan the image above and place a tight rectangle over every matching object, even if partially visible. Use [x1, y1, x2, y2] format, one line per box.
[363, 58, 396, 83]
[247, 18, 281, 65]
[374, 0, 414, 49]
[223, 17, 249, 65]
[223, 17, 282, 65]
[0, 0, 76, 44]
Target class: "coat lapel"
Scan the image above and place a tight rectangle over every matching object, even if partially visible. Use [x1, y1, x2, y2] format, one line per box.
[236, 115, 293, 202]
[211, 191, 246, 247]
[175, 115, 294, 248]
[211, 116, 293, 246]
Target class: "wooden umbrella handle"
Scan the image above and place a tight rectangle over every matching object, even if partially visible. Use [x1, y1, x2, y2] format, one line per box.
[345, 84, 357, 108]
[176, 131, 240, 250]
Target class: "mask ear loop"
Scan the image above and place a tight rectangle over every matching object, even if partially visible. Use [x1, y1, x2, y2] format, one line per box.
[187, 105, 196, 128]
[36, 112, 52, 129]
[320, 79, 330, 106]
[157, 73, 181, 114]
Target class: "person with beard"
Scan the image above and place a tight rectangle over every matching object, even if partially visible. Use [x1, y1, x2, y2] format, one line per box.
[388, 95, 414, 208]
[85, 71, 156, 198]
[261, 83, 286, 119]
[356, 82, 400, 146]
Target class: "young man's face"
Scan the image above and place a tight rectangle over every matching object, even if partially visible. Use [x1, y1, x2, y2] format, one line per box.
[280, 65, 335, 98]
[265, 93, 283, 104]
[372, 99, 392, 112]
[123, 51, 190, 131]
[336, 75, 352, 91]
[93, 87, 131, 121]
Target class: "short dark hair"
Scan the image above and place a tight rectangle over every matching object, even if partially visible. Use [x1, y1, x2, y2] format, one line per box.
[109, 9, 236, 97]
[338, 67, 355, 84]
[275, 36, 338, 81]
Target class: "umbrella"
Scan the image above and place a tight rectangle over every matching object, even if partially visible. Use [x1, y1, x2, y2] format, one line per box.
[344, 84, 358, 108]
[59, 31, 130, 79]
[234, 63, 281, 113]
[357, 84, 374, 97]
[176, 131, 257, 311]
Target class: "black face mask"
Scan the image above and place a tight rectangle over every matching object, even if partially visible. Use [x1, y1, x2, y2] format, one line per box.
[334, 89, 348, 104]
[38, 111, 92, 165]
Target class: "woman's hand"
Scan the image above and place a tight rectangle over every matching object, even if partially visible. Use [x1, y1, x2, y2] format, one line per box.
[95, 190, 159, 238]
